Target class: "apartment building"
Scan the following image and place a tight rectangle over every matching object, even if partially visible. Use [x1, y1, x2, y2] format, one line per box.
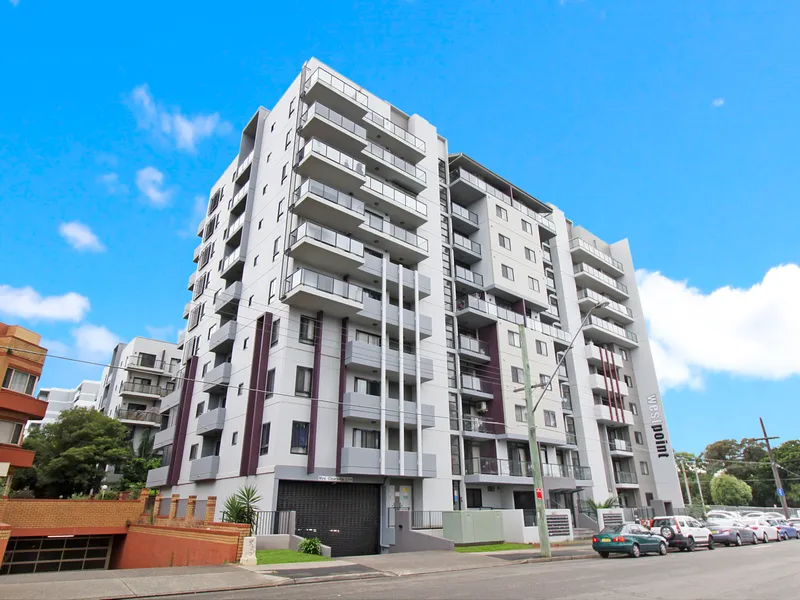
[31, 380, 100, 430]
[0, 323, 49, 483]
[148, 58, 683, 555]
[98, 337, 182, 452]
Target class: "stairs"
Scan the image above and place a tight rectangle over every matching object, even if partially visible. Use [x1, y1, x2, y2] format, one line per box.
[572, 528, 596, 540]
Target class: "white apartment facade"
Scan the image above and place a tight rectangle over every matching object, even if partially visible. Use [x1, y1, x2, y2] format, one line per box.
[30, 380, 101, 430]
[148, 58, 683, 555]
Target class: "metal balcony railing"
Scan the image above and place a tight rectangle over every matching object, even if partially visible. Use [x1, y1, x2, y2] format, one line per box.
[454, 266, 483, 287]
[578, 289, 632, 318]
[364, 111, 426, 152]
[453, 232, 481, 255]
[460, 374, 492, 394]
[301, 102, 367, 138]
[462, 416, 496, 434]
[458, 335, 489, 357]
[364, 176, 427, 216]
[290, 222, 364, 257]
[574, 263, 629, 294]
[304, 67, 369, 108]
[364, 213, 428, 251]
[615, 471, 638, 484]
[294, 178, 365, 215]
[120, 381, 171, 397]
[115, 407, 162, 424]
[450, 202, 479, 225]
[126, 355, 166, 370]
[587, 316, 638, 343]
[297, 138, 366, 177]
[364, 143, 426, 183]
[285, 268, 363, 303]
[569, 237, 624, 272]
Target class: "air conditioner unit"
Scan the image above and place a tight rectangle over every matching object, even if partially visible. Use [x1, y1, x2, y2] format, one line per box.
[476, 401, 488, 414]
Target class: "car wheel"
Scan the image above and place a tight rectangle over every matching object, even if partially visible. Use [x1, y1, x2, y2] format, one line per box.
[660, 526, 675, 541]
[599, 551, 609, 559]
[763, 533, 769, 544]
[630, 543, 641, 558]
[659, 542, 667, 556]
[686, 537, 696, 552]
[735, 534, 742, 547]
[752, 533, 759, 544]
[707, 536, 715, 550]
[776, 532, 782, 542]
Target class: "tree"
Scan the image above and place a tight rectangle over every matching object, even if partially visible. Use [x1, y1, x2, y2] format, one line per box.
[222, 485, 262, 529]
[12, 408, 133, 498]
[710, 474, 753, 506]
[118, 431, 160, 492]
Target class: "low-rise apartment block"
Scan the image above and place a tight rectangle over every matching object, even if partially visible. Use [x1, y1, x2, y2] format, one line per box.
[31, 380, 100, 430]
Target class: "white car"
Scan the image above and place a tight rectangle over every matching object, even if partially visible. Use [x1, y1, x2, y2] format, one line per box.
[707, 510, 741, 521]
[742, 518, 781, 543]
[651, 516, 715, 551]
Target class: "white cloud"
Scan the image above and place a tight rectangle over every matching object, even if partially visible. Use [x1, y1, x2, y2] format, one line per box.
[128, 84, 231, 152]
[39, 338, 71, 357]
[144, 325, 175, 340]
[9, 0, 20, 6]
[712, 98, 725, 108]
[58, 221, 105, 252]
[99, 172, 129, 195]
[71, 324, 121, 360]
[637, 265, 800, 390]
[0, 285, 90, 322]
[136, 166, 173, 207]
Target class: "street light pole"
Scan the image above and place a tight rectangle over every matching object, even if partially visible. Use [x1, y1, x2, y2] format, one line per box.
[759, 418, 790, 519]
[518, 300, 608, 558]
[692, 461, 705, 507]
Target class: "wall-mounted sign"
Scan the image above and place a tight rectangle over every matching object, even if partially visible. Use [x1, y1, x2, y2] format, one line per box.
[646, 393, 671, 458]
[318, 475, 354, 483]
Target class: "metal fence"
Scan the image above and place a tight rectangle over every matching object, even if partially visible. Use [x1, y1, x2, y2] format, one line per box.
[194, 499, 207, 520]
[221, 510, 293, 535]
[387, 509, 443, 530]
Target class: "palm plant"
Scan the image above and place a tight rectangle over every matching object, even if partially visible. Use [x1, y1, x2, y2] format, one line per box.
[585, 495, 619, 513]
[222, 485, 262, 529]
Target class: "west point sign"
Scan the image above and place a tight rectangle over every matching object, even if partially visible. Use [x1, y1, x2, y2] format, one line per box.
[646, 393, 671, 458]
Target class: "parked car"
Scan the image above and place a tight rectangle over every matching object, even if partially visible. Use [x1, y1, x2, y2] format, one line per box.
[592, 524, 668, 558]
[651, 516, 715, 551]
[787, 517, 800, 530]
[707, 510, 741, 521]
[768, 519, 800, 540]
[702, 520, 755, 546]
[742, 518, 781, 543]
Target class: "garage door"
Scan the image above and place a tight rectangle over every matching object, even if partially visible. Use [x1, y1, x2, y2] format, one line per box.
[1, 535, 113, 575]
[276, 481, 381, 557]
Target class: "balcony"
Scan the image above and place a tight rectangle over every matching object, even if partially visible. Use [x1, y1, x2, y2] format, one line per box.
[562, 398, 573, 413]
[214, 281, 242, 316]
[193, 244, 202, 264]
[584, 343, 624, 367]
[224, 212, 246, 246]
[182, 302, 191, 320]
[284, 268, 364, 318]
[360, 213, 428, 265]
[203, 362, 232, 394]
[339, 447, 437, 478]
[448, 167, 488, 206]
[464, 458, 589, 489]
[159, 387, 182, 413]
[569, 238, 624, 277]
[344, 340, 434, 383]
[230, 185, 248, 215]
[565, 432, 578, 446]
[608, 438, 634, 456]
[177, 330, 185, 350]
[454, 265, 484, 294]
[363, 143, 426, 193]
[589, 373, 629, 397]
[115, 407, 161, 427]
[594, 403, 634, 427]
[360, 176, 427, 228]
[456, 296, 525, 329]
[577, 289, 634, 324]
[462, 415, 500, 438]
[299, 102, 368, 156]
[460, 374, 493, 400]
[289, 221, 365, 275]
[126, 355, 168, 373]
[235, 150, 254, 183]
[355, 252, 431, 300]
[296, 138, 366, 195]
[153, 426, 175, 450]
[354, 296, 433, 340]
[197, 407, 226, 435]
[583, 315, 639, 349]
[292, 179, 365, 234]
[614, 470, 639, 487]
[0, 389, 48, 421]
[196, 217, 205, 238]
[450, 202, 480, 235]
[458, 335, 491, 363]
[303, 67, 369, 121]
[452, 232, 481, 264]
[363, 110, 426, 162]
[220, 248, 246, 282]
[209, 320, 237, 354]
[342, 392, 435, 429]
[573, 263, 629, 300]
[187, 272, 196, 291]
[190, 455, 220, 481]
[146, 465, 170, 488]
[120, 381, 170, 399]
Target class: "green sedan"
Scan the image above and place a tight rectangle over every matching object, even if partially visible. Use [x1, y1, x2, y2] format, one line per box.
[592, 523, 668, 558]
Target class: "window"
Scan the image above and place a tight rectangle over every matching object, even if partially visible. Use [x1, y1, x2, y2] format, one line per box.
[511, 366, 524, 384]
[501, 264, 514, 281]
[263, 184, 268, 194]
[498, 234, 511, 250]
[189, 444, 198, 460]
[630, 402, 639, 416]
[525, 247, 536, 262]
[253, 255, 259, 267]
[634, 431, 644, 445]
[207, 325, 215, 341]
[2, 368, 37, 395]
[521, 219, 533, 234]
[231, 432, 238, 446]
[515, 405, 527, 422]
[528, 276, 540, 292]
[268, 278, 276, 303]
[495, 205, 508, 220]
[265, 369, 275, 398]
[249, 295, 254, 307]
[281, 163, 288, 184]
[508, 330, 521, 347]
[295, 367, 313, 397]
[0, 421, 23, 445]
[202, 362, 210, 376]
[270, 122, 275, 132]
[536, 340, 548, 356]
[356, 330, 381, 346]
[266, 152, 271, 164]
[260, 423, 271, 455]
[243, 337, 249, 350]
[237, 383, 244, 396]
[258, 219, 263, 230]
[270, 319, 280, 346]
[544, 410, 557, 428]
[539, 374, 553, 390]
[288, 98, 295, 117]
[354, 377, 381, 396]
[624, 375, 633, 387]
[299, 315, 317, 344]
[273, 237, 281, 260]
[285, 130, 292, 150]
[621, 349, 629, 361]
[277, 199, 284, 221]
[291, 421, 309, 454]
[195, 401, 205, 417]
[640, 461, 650, 476]
[353, 428, 380, 449]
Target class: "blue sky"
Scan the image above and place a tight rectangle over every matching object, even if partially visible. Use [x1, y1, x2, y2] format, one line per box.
[2, 1, 799, 454]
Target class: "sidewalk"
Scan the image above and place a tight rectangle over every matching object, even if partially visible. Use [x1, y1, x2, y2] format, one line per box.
[0, 545, 596, 599]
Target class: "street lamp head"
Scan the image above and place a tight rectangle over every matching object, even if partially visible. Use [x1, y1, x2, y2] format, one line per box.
[593, 300, 610, 310]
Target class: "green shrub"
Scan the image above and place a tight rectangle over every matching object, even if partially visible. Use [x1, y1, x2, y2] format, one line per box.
[298, 537, 322, 556]
[222, 485, 262, 528]
[9, 488, 35, 499]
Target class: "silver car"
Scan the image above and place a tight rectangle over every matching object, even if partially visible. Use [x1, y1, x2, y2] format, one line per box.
[703, 519, 757, 546]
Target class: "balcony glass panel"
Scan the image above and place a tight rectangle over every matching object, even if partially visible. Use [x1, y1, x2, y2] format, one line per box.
[570, 238, 624, 272]
[573, 263, 629, 294]
[290, 222, 364, 256]
[364, 111, 425, 152]
[458, 335, 489, 356]
[587, 316, 638, 343]
[453, 233, 481, 255]
[578, 289, 633, 318]
[364, 176, 427, 216]
[364, 143, 426, 182]
[364, 213, 428, 251]
[301, 103, 367, 138]
[454, 266, 483, 286]
[304, 67, 369, 108]
[297, 139, 366, 176]
[450, 202, 479, 225]
[295, 179, 365, 214]
[285, 269, 363, 302]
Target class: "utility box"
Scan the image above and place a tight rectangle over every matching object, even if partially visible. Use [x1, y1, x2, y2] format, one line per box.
[442, 510, 504, 544]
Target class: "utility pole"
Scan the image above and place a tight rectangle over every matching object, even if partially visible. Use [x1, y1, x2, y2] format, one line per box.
[519, 323, 551, 558]
[692, 461, 705, 507]
[758, 418, 790, 519]
[680, 460, 693, 505]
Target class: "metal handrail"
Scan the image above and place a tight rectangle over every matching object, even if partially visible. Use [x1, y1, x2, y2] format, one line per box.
[304, 67, 369, 108]
[364, 111, 425, 152]
[365, 143, 426, 182]
[294, 178, 365, 214]
[285, 268, 363, 303]
[120, 381, 171, 397]
[569, 238, 624, 271]
[364, 176, 426, 216]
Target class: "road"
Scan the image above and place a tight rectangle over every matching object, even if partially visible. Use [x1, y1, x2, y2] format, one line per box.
[152, 541, 800, 600]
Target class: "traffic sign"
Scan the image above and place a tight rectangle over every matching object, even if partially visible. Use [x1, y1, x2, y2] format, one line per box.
[777, 487, 785, 497]
[535, 488, 543, 500]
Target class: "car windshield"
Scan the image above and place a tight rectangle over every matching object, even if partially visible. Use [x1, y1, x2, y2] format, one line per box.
[705, 521, 721, 527]
[599, 526, 625, 534]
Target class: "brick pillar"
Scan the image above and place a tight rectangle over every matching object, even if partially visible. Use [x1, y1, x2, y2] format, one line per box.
[168, 494, 180, 520]
[0, 496, 8, 523]
[0, 526, 10, 571]
[187, 495, 197, 520]
[205, 496, 217, 522]
[153, 495, 162, 518]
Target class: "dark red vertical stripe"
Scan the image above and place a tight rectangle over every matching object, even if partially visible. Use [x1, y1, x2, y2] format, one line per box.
[336, 317, 348, 474]
[167, 356, 197, 487]
[609, 351, 625, 424]
[600, 347, 616, 422]
[478, 323, 505, 435]
[247, 315, 273, 474]
[307, 311, 324, 474]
